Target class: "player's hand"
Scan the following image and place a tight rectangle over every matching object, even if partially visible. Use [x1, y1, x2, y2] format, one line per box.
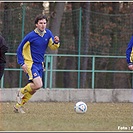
[21, 64, 28, 73]
[128, 64, 133, 70]
[54, 36, 59, 43]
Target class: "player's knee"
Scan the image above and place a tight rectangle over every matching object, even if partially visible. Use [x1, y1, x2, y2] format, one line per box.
[38, 84, 43, 89]
[35, 82, 43, 89]
[32, 77, 43, 89]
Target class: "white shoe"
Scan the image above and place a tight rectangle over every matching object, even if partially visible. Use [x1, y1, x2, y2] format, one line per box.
[16, 89, 24, 104]
[13, 105, 25, 114]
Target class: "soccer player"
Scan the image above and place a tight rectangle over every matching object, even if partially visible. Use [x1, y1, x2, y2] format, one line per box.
[14, 14, 60, 113]
[126, 35, 133, 70]
[0, 35, 8, 80]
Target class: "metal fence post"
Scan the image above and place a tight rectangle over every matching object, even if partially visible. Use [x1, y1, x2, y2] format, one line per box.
[19, 3, 26, 88]
[92, 56, 95, 89]
[77, 8, 82, 89]
[44, 55, 49, 89]
[49, 55, 53, 89]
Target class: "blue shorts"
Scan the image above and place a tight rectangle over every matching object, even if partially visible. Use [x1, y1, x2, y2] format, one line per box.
[26, 62, 44, 81]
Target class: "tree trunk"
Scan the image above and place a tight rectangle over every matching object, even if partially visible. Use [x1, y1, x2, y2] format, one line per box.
[80, 2, 90, 88]
[48, 2, 65, 88]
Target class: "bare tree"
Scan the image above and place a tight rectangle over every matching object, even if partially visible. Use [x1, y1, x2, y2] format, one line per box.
[80, 2, 90, 88]
[71, 2, 90, 88]
[48, 2, 65, 88]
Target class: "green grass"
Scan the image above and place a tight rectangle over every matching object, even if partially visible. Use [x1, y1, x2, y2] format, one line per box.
[0, 102, 132, 131]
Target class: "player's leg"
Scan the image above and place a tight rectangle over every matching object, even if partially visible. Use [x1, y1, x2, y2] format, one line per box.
[20, 77, 43, 104]
[14, 64, 43, 113]
[20, 72, 43, 95]
[20, 76, 42, 95]
[14, 77, 43, 113]
[21, 77, 43, 105]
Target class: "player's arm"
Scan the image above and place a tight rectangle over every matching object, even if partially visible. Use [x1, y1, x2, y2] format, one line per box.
[126, 36, 133, 70]
[48, 36, 60, 50]
[17, 36, 29, 66]
[47, 30, 60, 50]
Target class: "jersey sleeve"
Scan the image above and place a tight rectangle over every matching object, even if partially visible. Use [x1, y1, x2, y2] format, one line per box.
[126, 36, 133, 65]
[47, 30, 60, 50]
[17, 35, 29, 65]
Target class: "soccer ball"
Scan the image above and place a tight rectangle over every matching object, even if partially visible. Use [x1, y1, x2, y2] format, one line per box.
[74, 101, 87, 114]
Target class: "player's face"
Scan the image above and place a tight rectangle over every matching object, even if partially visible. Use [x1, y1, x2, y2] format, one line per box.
[36, 19, 47, 32]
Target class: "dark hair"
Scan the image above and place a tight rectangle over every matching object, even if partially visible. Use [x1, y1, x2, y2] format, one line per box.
[34, 14, 48, 24]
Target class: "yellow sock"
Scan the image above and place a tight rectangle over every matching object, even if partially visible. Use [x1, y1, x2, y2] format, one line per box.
[16, 92, 32, 107]
[16, 103, 22, 108]
[22, 92, 32, 104]
[20, 83, 32, 94]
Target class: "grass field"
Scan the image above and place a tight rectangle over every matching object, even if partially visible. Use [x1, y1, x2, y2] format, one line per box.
[0, 102, 132, 132]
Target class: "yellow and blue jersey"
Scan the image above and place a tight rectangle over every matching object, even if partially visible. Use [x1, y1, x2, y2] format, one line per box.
[126, 35, 133, 65]
[17, 28, 60, 66]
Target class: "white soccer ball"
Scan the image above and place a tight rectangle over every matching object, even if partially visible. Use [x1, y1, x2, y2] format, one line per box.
[74, 101, 87, 114]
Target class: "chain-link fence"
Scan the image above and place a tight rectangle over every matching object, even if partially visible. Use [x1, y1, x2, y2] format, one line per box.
[0, 6, 132, 55]
[0, 6, 132, 88]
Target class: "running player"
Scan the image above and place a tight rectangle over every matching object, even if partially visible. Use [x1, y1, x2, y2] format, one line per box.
[14, 14, 60, 113]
